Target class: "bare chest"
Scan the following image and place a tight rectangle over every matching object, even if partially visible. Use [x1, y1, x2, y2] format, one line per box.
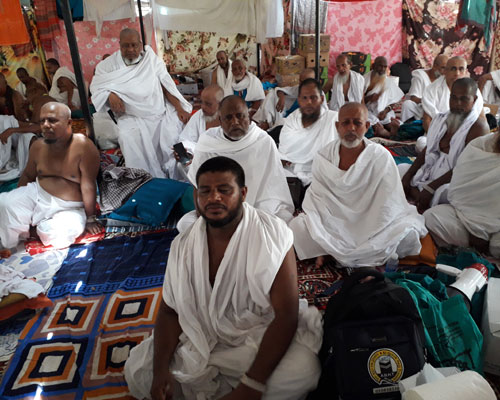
[36, 150, 81, 183]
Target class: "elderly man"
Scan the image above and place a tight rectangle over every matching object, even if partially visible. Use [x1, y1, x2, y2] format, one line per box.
[424, 132, 500, 257]
[0, 102, 101, 257]
[289, 103, 427, 268]
[326, 54, 364, 112]
[125, 156, 322, 400]
[401, 55, 448, 123]
[254, 68, 316, 131]
[15, 68, 46, 99]
[90, 28, 192, 178]
[211, 50, 233, 93]
[0, 74, 28, 122]
[46, 59, 82, 110]
[279, 78, 338, 186]
[225, 59, 265, 118]
[177, 95, 294, 231]
[363, 56, 404, 135]
[422, 56, 468, 132]
[400, 78, 489, 214]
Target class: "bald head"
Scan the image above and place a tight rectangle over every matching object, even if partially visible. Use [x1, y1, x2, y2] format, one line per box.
[300, 68, 315, 82]
[336, 102, 370, 149]
[39, 102, 72, 144]
[201, 84, 224, 117]
[41, 102, 71, 120]
[120, 28, 142, 63]
[445, 56, 467, 86]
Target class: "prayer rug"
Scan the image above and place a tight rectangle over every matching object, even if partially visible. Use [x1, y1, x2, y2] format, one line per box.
[0, 231, 176, 398]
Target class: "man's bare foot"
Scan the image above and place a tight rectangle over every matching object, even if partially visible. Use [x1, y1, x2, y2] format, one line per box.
[373, 123, 391, 138]
[388, 118, 401, 136]
[0, 249, 12, 259]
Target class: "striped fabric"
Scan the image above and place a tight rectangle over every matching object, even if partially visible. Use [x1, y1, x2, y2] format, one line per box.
[33, 0, 61, 52]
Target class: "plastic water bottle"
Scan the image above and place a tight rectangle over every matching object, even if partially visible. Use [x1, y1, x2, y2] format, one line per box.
[385, 253, 399, 272]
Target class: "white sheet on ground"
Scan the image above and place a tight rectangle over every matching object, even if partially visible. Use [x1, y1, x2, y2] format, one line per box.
[0, 266, 45, 299]
[328, 70, 364, 112]
[290, 138, 426, 267]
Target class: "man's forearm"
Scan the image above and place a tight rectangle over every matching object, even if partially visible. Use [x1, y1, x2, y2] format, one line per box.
[428, 170, 452, 191]
[165, 90, 183, 112]
[153, 301, 182, 374]
[403, 151, 426, 182]
[81, 181, 97, 217]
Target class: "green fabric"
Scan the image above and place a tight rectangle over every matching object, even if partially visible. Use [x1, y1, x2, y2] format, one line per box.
[390, 120, 425, 141]
[0, 178, 19, 193]
[458, 0, 496, 47]
[178, 185, 195, 215]
[393, 156, 412, 165]
[70, 104, 96, 119]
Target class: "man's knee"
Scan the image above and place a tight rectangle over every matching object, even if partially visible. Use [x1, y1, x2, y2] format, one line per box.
[36, 209, 86, 248]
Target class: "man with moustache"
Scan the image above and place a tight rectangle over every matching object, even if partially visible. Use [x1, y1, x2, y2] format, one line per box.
[211, 50, 233, 94]
[124, 156, 322, 400]
[279, 78, 338, 186]
[400, 78, 489, 213]
[289, 102, 426, 268]
[225, 59, 265, 118]
[326, 54, 364, 112]
[0, 102, 100, 258]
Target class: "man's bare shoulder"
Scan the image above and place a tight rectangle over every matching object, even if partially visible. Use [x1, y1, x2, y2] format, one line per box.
[467, 116, 490, 142]
[72, 133, 99, 150]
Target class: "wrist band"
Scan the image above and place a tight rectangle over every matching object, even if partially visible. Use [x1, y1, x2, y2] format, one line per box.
[240, 374, 266, 393]
[423, 184, 435, 195]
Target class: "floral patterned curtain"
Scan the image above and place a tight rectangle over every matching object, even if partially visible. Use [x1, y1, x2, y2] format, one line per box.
[403, 0, 493, 78]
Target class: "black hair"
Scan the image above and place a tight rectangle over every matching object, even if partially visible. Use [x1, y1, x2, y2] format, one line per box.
[196, 156, 245, 188]
[452, 77, 478, 96]
[299, 78, 322, 96]
[16, 67, 28, 74]
[46, 58, 60, 67]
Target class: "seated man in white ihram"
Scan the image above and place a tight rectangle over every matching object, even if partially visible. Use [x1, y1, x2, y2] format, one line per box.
[177, 95, 294, 232]
[424, 132, 500, 257]
[289, 102, 427, 268]
[279, 78, 338, 186]
[124, 156, 322, 400]
[90, 28, 192, 178]
[326, 54, 364, 112]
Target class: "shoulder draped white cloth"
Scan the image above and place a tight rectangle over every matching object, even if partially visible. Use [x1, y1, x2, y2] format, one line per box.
[481, 69, 500, 105]
[411, 92, 483, 192]
[448, 133, 500, 239]
[179, 109, 208, 153]
[290, 138, 426, 267]
[279, 109, 338, 185]
[422, 76, 450, 118]
[0, 115, 35, 182]
[187, 123, 294, 222]
[225, 72, 265, 102]
[90, 46, 192, 178]
[49, 66, 82, 108]
[0, 266, 45, 299]
[253, 85, 298, 128]
[363, 74, 403, 125]
[215, 59, 233, 93]
[328, 70, 364, 111]
[401, 69, 432, 122]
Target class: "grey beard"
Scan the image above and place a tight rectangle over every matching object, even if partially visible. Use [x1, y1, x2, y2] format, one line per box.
[341, 137, 363, 148]
[337, 72, 349, 85]
[446, 111, 467, 133]
[123, 53, 144, 66]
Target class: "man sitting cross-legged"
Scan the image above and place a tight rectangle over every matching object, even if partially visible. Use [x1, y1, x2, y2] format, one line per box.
[0, 102, 101, 257]
[289, 102, 427, 268]
[400, 78, 489, 214]
[424, 132, 500, 257]
[124, 156, 322, 400]
[325, 54, 364, 112]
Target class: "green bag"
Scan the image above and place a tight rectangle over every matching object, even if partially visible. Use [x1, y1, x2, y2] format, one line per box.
[394, 278, 483, 373]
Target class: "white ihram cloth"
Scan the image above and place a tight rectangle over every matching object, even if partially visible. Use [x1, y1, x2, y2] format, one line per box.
[422, 76, 450, 118]
[279, 109, 338, 186]
[225, 72, 265, 103]
[0, 266, 45, 299]
[424, 134, 500, 257]
[48, 66, 82, 109]
[411, 93, 483, 207]
[481, 69, 500, 105]
[0, 180, 86, 249]
[124, 203, 322, 400]
[90, 46, 192, 178]
[215, 59, 232, 94]
[364, 74, 403, 125]
[401, 69, 432, 122]
[187, 123, 294, 222]
[0, 115, 35, 182]
[328, 70, 364, 111]
[253, 85, 298, 128]
[290, 138, 427, 267]
[179, 109, 211, 153]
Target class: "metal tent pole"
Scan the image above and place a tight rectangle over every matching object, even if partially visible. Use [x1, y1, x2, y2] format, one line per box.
[315, 0, 320, 80]
[137, 0, 147, 48]
[59, 0, 95, 141]
[257, 43, 261, 77]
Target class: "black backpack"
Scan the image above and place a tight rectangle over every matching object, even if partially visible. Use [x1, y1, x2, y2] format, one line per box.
[313, 269, 426, 400]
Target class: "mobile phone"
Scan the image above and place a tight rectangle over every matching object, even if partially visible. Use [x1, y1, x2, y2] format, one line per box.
[173, 142, 192, 165]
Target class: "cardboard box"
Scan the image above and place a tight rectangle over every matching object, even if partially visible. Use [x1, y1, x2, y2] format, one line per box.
[298, 34, 330, 53]
[482, 277, 500, 376]
[297, 50, 329, 68]
[275, 55, 305, 75]
[276, 73, 300, 87]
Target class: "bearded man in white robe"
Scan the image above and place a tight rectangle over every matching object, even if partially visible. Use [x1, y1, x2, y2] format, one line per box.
[125, 156, 322, 400]
[279, 79, 338, 186]
[211, 50, 233, 94]
[290, 103, 426, 268]
[400, 78, 489, 214]
[363, 56, 404, 136]
[326, 54, 364, 112]
[225, 59, 265, 119]
[424, 133, 500, 257]
[90, 28, 192, 178]
[401, 55, 448, 123]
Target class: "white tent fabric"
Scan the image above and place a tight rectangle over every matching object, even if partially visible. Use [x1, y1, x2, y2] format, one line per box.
[83, 0, 136, 37]
[151, 0, 283, 43]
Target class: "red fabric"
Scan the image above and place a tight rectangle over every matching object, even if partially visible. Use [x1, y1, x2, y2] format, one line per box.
[0, 294, 53, 321]
[0, 0, 30, 46]
[33, 0, 61, 52]
[25, 228, 105, 255]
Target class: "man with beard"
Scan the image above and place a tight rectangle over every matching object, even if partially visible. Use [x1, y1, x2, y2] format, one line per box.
[401, 54, 448, 123]
[90, 28, 192, 178]
[363, 56, 404, 136]
[279, 78, 338, 186]
[289, 103, 426, 268]
[400, 78, 489, 213]
[124, 156, 322, 400]
[211, 50, 233, 94]
[0, 102, 101, 258]
[326, 54, 364, 112]
[225, 59, 265, 118]
[176, 95, 294, 231]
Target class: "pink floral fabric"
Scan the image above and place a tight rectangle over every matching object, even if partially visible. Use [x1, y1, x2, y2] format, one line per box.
[326, 0, 403, 76]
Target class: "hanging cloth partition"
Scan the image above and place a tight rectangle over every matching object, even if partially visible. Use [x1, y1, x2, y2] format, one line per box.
[33, 0, 61, 52]
[0, 0, 30, 46]
[457, 0, 496, 48]
[83, 0, 136, 37]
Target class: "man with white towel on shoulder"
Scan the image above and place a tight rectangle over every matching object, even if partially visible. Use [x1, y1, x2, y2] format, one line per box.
[289, 102, 427, 268]
[90, 28, 192, 179]
[211, 50, 233, 94]
[326, 54, 364, 112]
